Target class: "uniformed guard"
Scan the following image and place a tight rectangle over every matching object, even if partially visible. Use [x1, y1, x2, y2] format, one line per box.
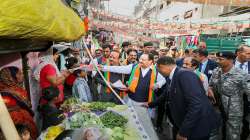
[209, 51, 250, 140]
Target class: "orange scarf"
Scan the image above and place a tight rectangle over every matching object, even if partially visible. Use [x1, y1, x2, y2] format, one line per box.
[104, 71, 111, 94]
[104, 60, 111, 94]
[127, 64, 156, 103]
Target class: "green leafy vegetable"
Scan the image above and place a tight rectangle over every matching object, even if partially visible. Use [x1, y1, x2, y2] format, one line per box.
[69, 112, 103, 129]
[112, 127, 124, 140]
[63, 97, 80, 105]
[100, 111, 128, 129]
[60, 98, 88, 112]
[88, 102, 116, 111]
[104, 127, 124, 140]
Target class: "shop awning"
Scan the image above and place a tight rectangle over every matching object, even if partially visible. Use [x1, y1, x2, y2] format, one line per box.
[0, 39, 52, 54]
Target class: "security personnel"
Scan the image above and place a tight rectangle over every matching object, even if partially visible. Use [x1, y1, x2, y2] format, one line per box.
[209, 51, 250, 140]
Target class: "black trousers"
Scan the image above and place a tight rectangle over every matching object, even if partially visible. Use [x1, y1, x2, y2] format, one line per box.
[156, 100, 165, 128]
[241, 94, 250, 140]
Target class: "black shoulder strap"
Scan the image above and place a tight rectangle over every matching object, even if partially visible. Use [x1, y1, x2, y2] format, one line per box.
[248, 61, 250, 74]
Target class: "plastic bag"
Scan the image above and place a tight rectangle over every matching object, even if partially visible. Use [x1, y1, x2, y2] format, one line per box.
[71, 127, 109, 140]
[0, 0, 86, 41]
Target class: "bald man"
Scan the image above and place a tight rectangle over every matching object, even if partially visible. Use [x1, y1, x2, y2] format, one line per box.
[183, 57, 209, 95]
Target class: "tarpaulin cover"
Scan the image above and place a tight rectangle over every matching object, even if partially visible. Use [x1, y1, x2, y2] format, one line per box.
[0, 0, 86, 41]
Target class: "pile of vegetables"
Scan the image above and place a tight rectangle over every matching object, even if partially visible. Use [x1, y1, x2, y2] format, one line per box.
[88, 102, 116, 111]
[40, 101, 145, 140]
[60, 98, 80, 111]
[103, 127, 125, 140]
[69, 112, 103, 129]
[62, 97, 80, 105]
[80, 126, 125, 140]
[100, 111, 128, 129]
[60, 98, 89, 112]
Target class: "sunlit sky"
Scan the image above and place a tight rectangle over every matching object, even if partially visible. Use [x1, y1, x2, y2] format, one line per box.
[103, 0, 139, 16]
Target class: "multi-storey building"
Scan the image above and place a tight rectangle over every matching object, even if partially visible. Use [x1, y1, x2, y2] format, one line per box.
[134, 0, 249, 22]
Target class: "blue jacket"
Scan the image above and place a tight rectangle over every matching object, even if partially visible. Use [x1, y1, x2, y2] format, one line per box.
[168, 67, 221, 139]
[72, 77, 92, 102]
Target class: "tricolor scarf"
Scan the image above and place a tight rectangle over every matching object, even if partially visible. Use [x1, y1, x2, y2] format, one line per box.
[127, 64, 157, 103]
[104, 71, 111, 94]
[104, 60, 111, 94]
[104, 62, 126, 97]
[195, 69, 205, 82]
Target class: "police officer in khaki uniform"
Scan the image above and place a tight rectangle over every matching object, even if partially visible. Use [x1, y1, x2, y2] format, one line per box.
[209, 51, 250, 140]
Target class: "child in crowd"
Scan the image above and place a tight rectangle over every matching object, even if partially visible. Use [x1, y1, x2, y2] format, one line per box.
[64, 57, 79, 99]
[72, 69, 92, 102]
[16, 124, 31, 140]
[39, 86, 65, 130]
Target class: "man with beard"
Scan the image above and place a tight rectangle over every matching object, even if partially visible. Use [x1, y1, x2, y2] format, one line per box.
[96, 44, 112, 65]
[122, 49, 138, 65]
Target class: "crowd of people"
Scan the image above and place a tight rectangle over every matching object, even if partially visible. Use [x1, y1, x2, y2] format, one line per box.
[1, 28, 250, 140]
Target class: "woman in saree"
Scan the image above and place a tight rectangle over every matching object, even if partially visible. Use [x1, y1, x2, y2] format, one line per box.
[0, 66, 37, 139]
[34, 47, 70, 106]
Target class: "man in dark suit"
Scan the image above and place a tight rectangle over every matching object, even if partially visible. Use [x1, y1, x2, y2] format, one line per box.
[193, 48, 217, 80]
[145, 56, 221, 140]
